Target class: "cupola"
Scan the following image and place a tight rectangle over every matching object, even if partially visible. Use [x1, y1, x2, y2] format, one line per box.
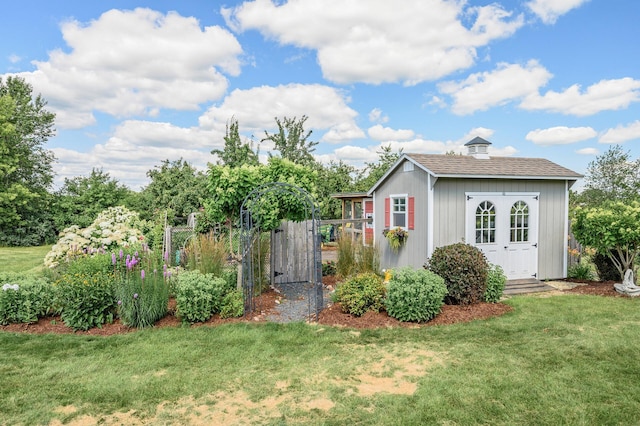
[464, 136, 492, 159]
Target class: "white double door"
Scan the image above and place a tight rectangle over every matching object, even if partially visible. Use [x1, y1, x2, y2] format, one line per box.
[465, 193, 539, 280]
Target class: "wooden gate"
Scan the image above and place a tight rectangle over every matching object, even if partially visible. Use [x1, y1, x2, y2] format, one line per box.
[271, 220, 322, 286]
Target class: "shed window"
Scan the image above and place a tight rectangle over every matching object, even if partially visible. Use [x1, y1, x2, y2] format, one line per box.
[392, 196, 407, 228]
[475, 201, 496, 244]
[510, 201, 529, 242]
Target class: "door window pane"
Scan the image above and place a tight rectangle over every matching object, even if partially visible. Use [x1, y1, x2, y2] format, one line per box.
[510, 201, 529, 242]
[475, 201, 495, 244]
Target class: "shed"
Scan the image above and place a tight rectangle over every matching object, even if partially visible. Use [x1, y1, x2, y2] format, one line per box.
[330, 192, 373, 244]
[368, 137, 583, 280]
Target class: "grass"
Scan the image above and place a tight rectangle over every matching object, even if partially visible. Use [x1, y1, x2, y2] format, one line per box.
[0, 245, 50, 274]
[2, 294, 640, 425]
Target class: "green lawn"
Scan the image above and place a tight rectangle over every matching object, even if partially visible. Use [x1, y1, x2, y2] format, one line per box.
[0, 245, 50, 274]
[2, 294, 639, 425]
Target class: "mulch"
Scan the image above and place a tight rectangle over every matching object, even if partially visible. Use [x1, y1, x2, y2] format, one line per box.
[0, 279, 630, 336]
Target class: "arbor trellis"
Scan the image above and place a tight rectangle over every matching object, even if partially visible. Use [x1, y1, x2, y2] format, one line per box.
[240, 182, 323, 320]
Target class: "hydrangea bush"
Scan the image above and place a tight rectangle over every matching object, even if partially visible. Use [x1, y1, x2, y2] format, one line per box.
[45, 206, 146, 268]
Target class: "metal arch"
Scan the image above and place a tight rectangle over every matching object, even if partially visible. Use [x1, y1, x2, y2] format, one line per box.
[240, 182, 323, 321]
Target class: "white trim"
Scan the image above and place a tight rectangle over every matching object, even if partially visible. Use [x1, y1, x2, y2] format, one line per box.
[563, 180, 569, 279]
[427, 174, 434, 257]
[372, 191, 377, 245]
[465, 192, 541, 197]
[389, 193, 409, 230]
[436, 173, 578, 181]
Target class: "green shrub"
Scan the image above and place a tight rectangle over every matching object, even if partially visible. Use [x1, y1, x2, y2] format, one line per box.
[385, 267, 447, 322]
[427, 243, 489, 305]
[220, 289, 244, 318]
[567, 261, 595, 281]
[116, 269, 169, 328]
[0, 276, 56, 325]
[58, 251, 115, 276]
[322, 261, 337, 276]
[484, 264, 507, 303]
[593, 251, 625, 281]
[56, 272, 116, 331]
[334, 273, 386, 317]
[221, 266, 238, 291]
[174, 271, 229, 323]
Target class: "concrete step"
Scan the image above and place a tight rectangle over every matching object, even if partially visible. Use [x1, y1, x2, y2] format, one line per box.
[504, 279, 555, 295]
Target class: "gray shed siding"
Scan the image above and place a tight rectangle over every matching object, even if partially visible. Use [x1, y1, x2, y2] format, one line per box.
[374, 161, 430, 269]
[432, 178, 568, 279]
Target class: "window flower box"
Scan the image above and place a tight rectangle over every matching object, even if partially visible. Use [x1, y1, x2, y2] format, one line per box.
[382, 227, 408, 252]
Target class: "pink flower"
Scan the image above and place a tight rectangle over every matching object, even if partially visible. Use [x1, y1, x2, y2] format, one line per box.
[141, 269, 145, 280]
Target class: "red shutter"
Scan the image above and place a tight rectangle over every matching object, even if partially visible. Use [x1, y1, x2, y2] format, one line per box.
[408, 196, 415, 230]
[384, 198, 390, 228]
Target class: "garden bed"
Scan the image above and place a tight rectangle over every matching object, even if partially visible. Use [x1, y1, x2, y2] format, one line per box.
[1, 279, 627, 335]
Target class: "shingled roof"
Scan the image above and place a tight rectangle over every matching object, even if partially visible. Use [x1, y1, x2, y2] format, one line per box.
[405, 153, 583, 179]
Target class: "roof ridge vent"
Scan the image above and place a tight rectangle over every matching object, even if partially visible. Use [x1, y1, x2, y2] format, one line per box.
[464, 136, 492, 159]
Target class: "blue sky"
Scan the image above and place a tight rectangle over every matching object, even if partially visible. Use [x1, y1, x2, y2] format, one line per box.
[2, 0, 639, 190]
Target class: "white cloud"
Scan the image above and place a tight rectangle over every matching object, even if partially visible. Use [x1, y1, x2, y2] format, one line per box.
[3, 8, 242, 129]
[367, 125, 414, 141]
[368, 108, 388, 124]
[52, 137, 211, 190]
[488, 145, 518, 156]
[525, 126, 597, 146]
[333, 145, 379, 163]
[224, 0, 523, 85]
[520, 78, 640, 116]
[438, 60, 552, 115]
[576, 147, 599, 155]
[112, 120, 222, 149]
[599, 120, 640, 144]
[526, 0, 589, 24]
[8, 54, 21, 63]
[198, 83, 364, 143]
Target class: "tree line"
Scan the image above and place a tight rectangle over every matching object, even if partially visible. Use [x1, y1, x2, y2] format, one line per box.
[0, 77, 401, 246]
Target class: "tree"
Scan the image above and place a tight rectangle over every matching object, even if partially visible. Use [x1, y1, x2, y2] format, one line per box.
[138, 159, 208, 224]
[52, 168, 132, 231]
[204, 157, 317, 253]
[0, 76, 56, 246]
[573, 201, 640, 280]
[579, 145, 640, 207]
[316, 160, 356, 219]
[211, 117, 259, 167]
[355, 144, 403, 191]
[262, 115, 318, 167]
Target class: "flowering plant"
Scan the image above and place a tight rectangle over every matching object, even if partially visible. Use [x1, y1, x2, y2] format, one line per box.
[45, 206, 146, 268]
[382, 227, 409, 252]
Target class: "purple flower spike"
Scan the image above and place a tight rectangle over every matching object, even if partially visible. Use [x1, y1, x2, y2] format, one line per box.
[133, 293, 139, 299]
[119, 249, 124, 259]
[163, 264, 167, 272]
[141, 269, 145, 280]
[126, 254, 131, 263]
[135, 251, 139, 257]
[111, 253, 117, 265]
[164, 251, 169, 262]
